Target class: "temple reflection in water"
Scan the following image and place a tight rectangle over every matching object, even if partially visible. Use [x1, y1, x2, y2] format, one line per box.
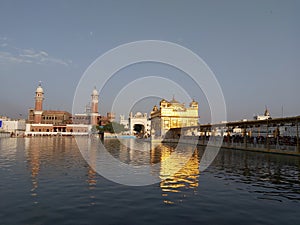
[77, 137, 200, 204]
[19, 136, 300, 208]
[150, 143, 200, 204]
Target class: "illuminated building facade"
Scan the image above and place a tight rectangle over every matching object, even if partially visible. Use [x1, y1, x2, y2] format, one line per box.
[150, 98, 199, 137]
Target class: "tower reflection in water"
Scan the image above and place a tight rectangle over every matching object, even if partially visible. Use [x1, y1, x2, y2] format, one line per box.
[25, 138, 40, 203]
[29, 149, 40, 197]
[151, 143, 200, 204]
[86, 138, 98, 206]
[24, 137, 99, 206]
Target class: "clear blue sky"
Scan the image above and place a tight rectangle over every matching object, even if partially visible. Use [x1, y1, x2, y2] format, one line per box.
[0, 0, 299, 123]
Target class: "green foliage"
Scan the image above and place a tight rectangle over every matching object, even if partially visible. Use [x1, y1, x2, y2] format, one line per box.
[97, 122, 126, 134]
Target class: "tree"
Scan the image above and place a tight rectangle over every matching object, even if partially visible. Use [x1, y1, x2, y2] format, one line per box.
[97, 122, 127, 134]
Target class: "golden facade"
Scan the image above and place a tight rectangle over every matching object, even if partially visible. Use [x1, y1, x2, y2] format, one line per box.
[150, 98, 199, 137]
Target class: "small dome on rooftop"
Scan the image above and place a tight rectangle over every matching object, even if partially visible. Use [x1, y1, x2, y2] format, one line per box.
[36, 84, 43, 93]
[92, 87, 98, 95]
[135, 112, 142, 117]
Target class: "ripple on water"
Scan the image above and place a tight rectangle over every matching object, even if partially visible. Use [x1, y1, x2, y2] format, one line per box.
[0, 137, 299, 225]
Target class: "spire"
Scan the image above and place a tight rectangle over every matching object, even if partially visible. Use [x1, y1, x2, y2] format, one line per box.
[36, 81, 44, 93]
[92, 86, 98, 96]
[264, 105, 270, 116]
[170, 95, 179, 104]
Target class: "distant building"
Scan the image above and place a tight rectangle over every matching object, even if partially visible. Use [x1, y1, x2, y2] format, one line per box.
[119, 115, 129, 129]
[27, 83, 72, 125]
[129, 112, 151, 137]
[28, 110, 73, 125]
[254, 107, 271, 120]
[72, 112, 91, 125]
[25, 83, 99, 136]
[0, 116, 26, 136]
[71, 87, 101, 126]
[150, 98, 199, 137]
[119, 112, 151, 137]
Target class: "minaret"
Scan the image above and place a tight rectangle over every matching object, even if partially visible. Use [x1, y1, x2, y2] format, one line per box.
[34, 82, 44, 123]
[91, 87, 99, 125]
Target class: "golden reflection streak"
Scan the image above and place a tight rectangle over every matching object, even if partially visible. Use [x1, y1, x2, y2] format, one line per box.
[151, 144, 200, 204]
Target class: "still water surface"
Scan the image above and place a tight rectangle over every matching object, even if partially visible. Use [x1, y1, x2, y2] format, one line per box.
[0, 137, 299, 225]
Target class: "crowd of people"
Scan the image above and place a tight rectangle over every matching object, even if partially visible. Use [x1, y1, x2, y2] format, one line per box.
[198, 135, 298, 147]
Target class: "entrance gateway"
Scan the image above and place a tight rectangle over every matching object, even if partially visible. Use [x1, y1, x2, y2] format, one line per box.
[129, 112, 151, 137]
[120, 112, 151, 137]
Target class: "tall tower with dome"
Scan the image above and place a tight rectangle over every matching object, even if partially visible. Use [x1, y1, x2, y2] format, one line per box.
[91, 87, 99, 126]
[34, 82, 44, 123]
